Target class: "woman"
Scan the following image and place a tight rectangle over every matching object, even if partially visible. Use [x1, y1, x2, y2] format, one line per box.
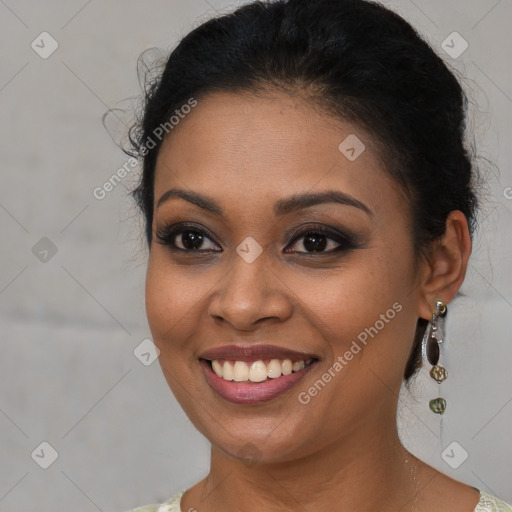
[126, 0, 511, 510]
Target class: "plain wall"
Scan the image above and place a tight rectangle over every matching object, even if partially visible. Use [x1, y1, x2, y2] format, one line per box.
[0, 1, 511, 510]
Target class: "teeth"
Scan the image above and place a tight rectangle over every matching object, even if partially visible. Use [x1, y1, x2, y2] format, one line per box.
[292, 360, 305, 372]
[281, 359, 292, 376]
[249, 361, 268, 382]
[209, 358, 313, 383]
[223, 361, 234, 381]
[267, 359, 282, 378]
[233, 361, 249, 382]
[212, 360, 223, 377]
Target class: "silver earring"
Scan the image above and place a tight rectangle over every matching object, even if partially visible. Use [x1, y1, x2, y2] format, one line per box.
[423, 299, 448, 414]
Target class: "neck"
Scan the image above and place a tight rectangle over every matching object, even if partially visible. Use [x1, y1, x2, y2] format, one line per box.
[195, 418, 423, 512]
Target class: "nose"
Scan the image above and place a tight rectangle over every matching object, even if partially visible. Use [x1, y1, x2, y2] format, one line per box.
[207, 252, 293, 331]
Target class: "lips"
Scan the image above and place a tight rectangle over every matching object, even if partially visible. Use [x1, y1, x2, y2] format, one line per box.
[198, 344, 319, 405]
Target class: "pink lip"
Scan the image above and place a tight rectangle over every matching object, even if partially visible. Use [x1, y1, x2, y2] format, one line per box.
[199, 343, 318, 362]
[199, 358, 318, 405]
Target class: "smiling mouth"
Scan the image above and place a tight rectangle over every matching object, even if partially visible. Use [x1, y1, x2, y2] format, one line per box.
[199, 356, 319, 405]
[203, 357, 316, 383]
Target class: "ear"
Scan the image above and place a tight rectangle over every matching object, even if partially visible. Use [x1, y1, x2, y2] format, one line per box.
[417, 210, 472, 320]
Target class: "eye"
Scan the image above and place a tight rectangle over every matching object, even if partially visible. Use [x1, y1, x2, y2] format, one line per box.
[155, 223, 221, 252]
[155, 222, 358, 255]
[284, 225, 357, 255]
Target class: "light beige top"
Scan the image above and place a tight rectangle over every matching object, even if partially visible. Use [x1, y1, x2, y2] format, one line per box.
[128, 489, 512, 511]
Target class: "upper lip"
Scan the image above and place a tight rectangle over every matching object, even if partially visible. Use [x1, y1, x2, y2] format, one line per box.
[199, 344, 319, 362]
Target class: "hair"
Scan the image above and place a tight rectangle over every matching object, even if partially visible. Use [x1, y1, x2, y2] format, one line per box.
[127, 0, 479, 381]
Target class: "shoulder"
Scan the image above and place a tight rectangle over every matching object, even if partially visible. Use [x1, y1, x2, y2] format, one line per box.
[474, 490, 512, 511]
[124, 490, 185, 512]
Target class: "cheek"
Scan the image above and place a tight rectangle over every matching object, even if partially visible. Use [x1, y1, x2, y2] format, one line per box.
[302, 246, 417, 383]
[145, 255, 208, 410]
[300, 257, 407, 336]
[145, 255, 201, 356]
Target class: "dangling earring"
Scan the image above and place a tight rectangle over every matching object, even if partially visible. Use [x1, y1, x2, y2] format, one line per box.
[425, 299, 448, 414]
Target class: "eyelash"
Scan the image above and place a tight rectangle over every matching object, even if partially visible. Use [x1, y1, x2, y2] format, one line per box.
[155, 222, 359, 256]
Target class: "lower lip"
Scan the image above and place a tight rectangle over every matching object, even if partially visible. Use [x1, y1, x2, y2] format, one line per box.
[199, 359, 318, 405]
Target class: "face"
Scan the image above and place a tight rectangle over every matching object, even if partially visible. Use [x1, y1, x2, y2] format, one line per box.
[145, 90, 425, 464]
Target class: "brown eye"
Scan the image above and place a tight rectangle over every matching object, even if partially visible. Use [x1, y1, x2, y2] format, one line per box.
[284, 225, 357, 255]
[288, 232, 336, 253]
[156, 224, 221, 252]
[176, 230, 208, 250]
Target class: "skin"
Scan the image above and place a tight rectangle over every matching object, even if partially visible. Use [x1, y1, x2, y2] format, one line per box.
[145, 90, 477, 511]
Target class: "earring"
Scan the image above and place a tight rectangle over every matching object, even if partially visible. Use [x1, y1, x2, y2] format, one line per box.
[425, 299, 448, 414]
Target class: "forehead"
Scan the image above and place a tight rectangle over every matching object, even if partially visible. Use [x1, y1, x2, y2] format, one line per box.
[153, 90, 400, 220]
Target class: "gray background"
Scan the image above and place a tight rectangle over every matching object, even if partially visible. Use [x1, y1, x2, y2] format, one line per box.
[0, 1, 511, 510]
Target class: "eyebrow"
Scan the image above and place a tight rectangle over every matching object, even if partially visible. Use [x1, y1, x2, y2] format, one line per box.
[156, 188, 373, 217]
